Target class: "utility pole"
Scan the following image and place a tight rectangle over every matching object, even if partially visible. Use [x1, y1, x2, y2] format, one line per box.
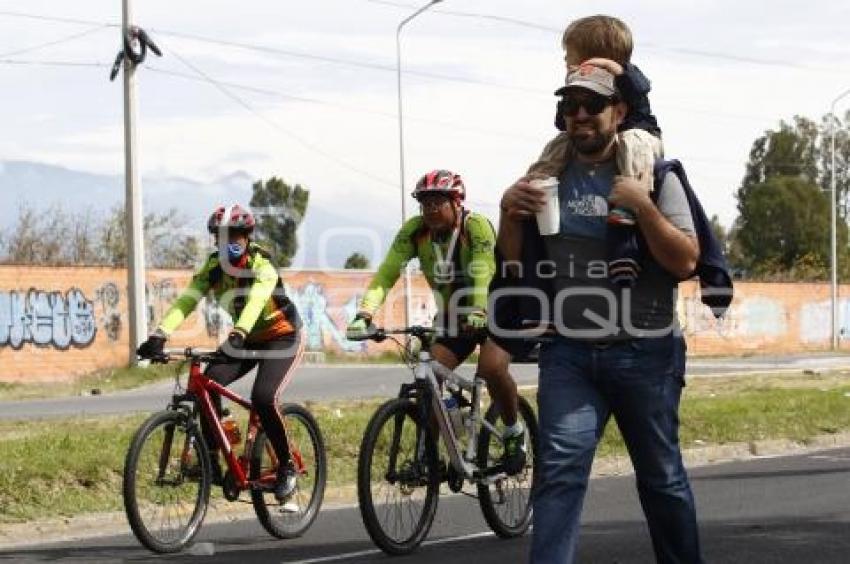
[122, 0, 147, 364]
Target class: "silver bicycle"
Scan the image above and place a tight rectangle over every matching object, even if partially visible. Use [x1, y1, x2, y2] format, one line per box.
[352, 325, 538, 555]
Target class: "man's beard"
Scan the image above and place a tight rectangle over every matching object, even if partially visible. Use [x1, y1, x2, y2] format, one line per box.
[569, 121, 615, 155]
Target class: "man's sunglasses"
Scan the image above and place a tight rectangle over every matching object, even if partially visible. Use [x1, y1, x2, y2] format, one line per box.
[419, 197, 451, 211]
[419, 198, 451, 211]
[559, 93, 617, 117]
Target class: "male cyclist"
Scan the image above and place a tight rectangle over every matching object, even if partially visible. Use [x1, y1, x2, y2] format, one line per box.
[137, 204, 303, 501]
[346, 170, 526, 473]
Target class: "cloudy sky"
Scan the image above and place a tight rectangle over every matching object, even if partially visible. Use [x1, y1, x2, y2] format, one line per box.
[1, 0, 848, 245]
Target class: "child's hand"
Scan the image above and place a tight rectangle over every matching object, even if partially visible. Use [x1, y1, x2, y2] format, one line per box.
[580, 57, 623, 76]
[610, 175, 652, 217]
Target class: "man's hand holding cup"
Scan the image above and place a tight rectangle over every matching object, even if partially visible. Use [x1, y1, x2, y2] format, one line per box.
[500, 175, 549, 221]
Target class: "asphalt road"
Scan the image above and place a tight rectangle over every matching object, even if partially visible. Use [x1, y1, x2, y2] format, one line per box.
[3, 447, 850, 563]
[2, 352, 850, 420]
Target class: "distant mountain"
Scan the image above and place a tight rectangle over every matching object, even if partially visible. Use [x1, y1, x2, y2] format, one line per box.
[0, 160, 394, 268]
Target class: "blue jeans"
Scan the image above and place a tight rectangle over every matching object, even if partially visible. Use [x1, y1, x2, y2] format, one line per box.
[530, 335, 703, 564]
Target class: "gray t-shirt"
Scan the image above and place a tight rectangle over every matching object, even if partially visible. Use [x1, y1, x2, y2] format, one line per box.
[543, 159, 695, 340]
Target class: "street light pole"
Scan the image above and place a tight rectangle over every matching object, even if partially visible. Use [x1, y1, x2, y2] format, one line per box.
[123, 0, 147, 364]
[396, 0, 443, 329]
[830, 88, 850, 350]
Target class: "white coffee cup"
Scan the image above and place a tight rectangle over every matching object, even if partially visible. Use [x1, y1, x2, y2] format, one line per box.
[530, 177, 560, 235]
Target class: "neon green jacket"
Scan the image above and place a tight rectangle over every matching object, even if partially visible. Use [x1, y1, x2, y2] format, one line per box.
[360, 212, 496, 315]
[158, 243, 296, 339]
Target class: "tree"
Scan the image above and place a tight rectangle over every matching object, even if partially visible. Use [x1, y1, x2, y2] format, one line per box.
[731, 110, 850, 279]
[2, 203, 97, 265]
[734, 175, 847, 276]
[249, 177, 309, 267]
[99, 205, 202, 268]
[344, 252, 369, 269]
[740, 116, 819, 195]
[0, 203, 202, 268]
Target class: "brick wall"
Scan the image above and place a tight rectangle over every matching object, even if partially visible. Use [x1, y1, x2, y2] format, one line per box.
[0, 266, 432, 382]
[0, 264, 848, 382]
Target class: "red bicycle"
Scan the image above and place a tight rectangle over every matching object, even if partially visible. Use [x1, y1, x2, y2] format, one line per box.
[122, 347, 326, 554]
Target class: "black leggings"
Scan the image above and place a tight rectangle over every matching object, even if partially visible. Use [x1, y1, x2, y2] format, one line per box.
[201, 334, 303, 471]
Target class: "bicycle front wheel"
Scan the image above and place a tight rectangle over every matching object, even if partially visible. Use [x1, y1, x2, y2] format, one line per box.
[476, 395, 538, 538]
[357, 398, 440, 555]
[123, 410, 211, 553]
[250, 403, 327, 539]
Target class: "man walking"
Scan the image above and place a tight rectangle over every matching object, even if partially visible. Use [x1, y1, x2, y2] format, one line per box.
[497, 64, 704, 563]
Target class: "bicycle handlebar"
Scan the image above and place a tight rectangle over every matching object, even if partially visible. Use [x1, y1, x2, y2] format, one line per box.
[347, 325, 439, 343]
[144, 347, 223, 364]
[352, 325, 493, 341]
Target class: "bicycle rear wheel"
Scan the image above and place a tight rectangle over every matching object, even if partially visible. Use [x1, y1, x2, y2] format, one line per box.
[123, 410, 211, 553]
[357, 398, 440, 555]
[250, 403, 326, 539]
[476, 395, 538, 538]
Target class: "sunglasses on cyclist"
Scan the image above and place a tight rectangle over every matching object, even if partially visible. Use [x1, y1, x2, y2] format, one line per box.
[559, 92, 617, 117]
[418, 195, 452, 211]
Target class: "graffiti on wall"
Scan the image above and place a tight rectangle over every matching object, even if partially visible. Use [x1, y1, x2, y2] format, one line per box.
[287, 281, 365, 352]
[95, 282, 122, 342]
[0, 273, 433, 355]
[0, 288, 97, 349]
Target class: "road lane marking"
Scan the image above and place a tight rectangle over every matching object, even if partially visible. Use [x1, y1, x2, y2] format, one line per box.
[285, 531, 496, 563]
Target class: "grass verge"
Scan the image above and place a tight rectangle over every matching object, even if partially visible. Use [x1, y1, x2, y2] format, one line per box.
[0, 364, 183, 402]
[1, 371, 850, 523]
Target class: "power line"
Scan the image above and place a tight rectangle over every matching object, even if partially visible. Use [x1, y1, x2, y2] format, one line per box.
[2, 7, 842, 96]
[0, 55, 786, 126]
[144, 65, 542, 141]
[0, 10, 543, 94]
[144, 55, 778, 135]
[0, 10, 116, 28]
[0, 12, 816, 129]
[364, 0, 558, 32]
[362, 0, 839, 73]
[2, 14, 548, 95]
[0, 58, 108, 69]
[150, 28, 543, 95]
[0, 24, 110, 58]
[149, 28, 836, 113]
[163, 44, 399, 188]
[0, 56, 781, 171]
[0, 57, 777, 132]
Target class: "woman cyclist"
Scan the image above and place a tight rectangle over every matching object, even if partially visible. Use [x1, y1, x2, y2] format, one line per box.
[137, 204, 303, 500]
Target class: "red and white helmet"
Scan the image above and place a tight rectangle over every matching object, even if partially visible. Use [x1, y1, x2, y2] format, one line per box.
[207, 204, 256, 234]
[412, 170, 465, 202]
